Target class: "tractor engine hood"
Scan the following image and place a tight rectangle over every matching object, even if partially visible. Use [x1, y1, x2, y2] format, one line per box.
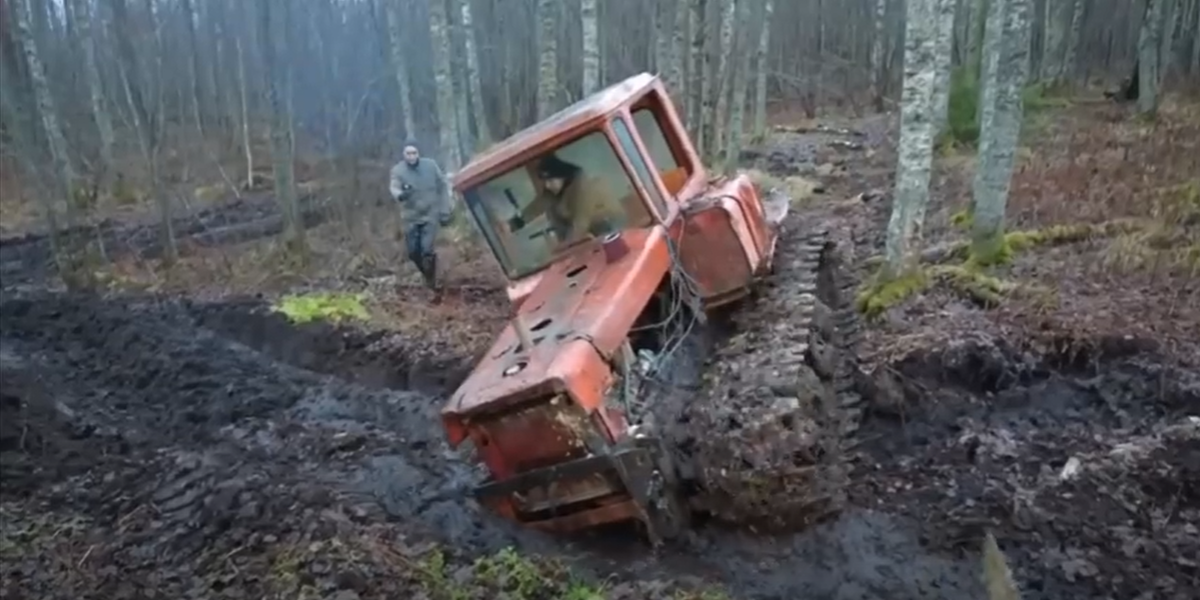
[442, 227, 673, 446]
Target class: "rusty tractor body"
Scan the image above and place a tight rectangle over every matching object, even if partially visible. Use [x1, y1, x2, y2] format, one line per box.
[442, 73, 861, 544]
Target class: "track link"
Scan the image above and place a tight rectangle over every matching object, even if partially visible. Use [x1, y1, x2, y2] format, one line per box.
[683, 226, 863, 530]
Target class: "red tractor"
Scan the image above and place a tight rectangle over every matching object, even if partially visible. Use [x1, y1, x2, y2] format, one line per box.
[441, 73, 863, 544]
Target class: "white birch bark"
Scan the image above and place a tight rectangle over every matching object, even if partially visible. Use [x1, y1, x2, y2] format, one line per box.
[970, 0, 1031, 263]
[69, 0, 115, 169]
[931, 0, 957, 137]
[883, 0, 942, 277]
[671, 0, 689, 100]
[752, 0, 774, 139]
[457, 0, 491, 147]
[581, 0, 600, 95]
[722, 0, 754, 174]
[871, 0, 888, 111]
[384, 1, 416, 138]
[429, 0, 461, 170]
[709, 0, 736, 164]
[688, 0, 707, 150]
[537, 0, 559, 117]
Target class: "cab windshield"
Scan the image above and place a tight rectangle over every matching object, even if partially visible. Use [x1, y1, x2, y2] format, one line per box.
[461, 131, 653, 279]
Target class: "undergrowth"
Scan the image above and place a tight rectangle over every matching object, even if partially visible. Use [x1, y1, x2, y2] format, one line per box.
[940, 67, 1071, 151]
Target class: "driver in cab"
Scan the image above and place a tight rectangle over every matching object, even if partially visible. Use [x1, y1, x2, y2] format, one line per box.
[507, 154, 621, 245]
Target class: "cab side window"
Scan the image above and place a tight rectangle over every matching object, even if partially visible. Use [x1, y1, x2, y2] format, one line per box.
[611, 117, 668, 218]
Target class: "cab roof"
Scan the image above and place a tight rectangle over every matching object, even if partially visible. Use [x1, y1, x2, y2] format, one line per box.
[451, 73, 659, 190]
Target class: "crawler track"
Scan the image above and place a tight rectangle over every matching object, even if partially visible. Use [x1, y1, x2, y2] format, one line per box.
[683, 225, 864, 529]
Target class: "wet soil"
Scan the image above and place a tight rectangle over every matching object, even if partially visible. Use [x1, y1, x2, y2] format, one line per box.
[2, 105, 1197, 599]
[2, 288, 1195, 599]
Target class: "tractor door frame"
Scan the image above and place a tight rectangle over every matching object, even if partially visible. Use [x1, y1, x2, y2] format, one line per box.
[606, 88, 704, 228]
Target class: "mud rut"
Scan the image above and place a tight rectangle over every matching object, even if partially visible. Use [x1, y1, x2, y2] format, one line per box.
[1, 123, 1197, 600]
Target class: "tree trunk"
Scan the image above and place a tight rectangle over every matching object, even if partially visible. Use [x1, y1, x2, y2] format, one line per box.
[457, 0, 491, 148]
[1137, 0, 1164, 115]
[181, 0, 206, 134]
[882, 0, 943, 278]
[1159, 0, 1178, 79]
[970, 0, 1031, 264]
[69, 0, 115, 170]
[688, 0, 707, 151]
[671, 0, 689, 101]
[931, 0, 957, 137]
[235, 35, 255, 191]
[257, 0, 306, 254]
[581, 0, 600, 95]
[722, 0, 755, 174]
[429, 0, 461, 170]
[536, 0, 559, 118]
[654, 0, 674, 85]
[10, 0, 80, 280]
[752, 0, 775, 139]
[871, 0, 889, 111]
[1193, 0, 1200, 74]
[1061, 0, 1084, 83]
[708, 0, 735, 165]
[384, 0, 416, 139]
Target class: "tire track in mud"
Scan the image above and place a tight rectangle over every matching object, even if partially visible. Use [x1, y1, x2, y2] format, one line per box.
[5, 279, 1196, 598]
[0, 290, 988, 599]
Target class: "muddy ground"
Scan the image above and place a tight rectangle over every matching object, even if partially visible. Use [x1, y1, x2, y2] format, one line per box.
[2, 102, 1198, 600]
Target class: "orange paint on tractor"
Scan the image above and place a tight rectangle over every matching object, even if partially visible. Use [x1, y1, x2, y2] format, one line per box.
[439, 73, 790, 542]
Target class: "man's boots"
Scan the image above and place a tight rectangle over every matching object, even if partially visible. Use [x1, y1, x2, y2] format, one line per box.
[421, 253, 442, 297]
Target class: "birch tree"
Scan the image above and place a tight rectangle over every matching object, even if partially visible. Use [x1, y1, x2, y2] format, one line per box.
[752, 0, 775, 139]
[871, 0, 889, 112]
[722, 0, 755, 174]
[1060, 0, 1085, 83]
[882, 0, 945, 279]
[69, 0, 115, 169]
[709, 0, 736, 164]
[456, 0, 490, 147]
[1137, 0, 1165, 116]
[429, 0, 461, 170]
[931, 0, 957, 137]
[536, 0, 558, 118]
[384, 1, 416, 139]
[581, 0, 600, 95]
[688, 0, 707, 151]
[257, 0, 305, 254]
[970, 0, 1031, 263]
[10, 0, 80, 279]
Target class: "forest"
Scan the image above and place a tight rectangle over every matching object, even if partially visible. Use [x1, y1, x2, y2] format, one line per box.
[0, 0, 1198, 599]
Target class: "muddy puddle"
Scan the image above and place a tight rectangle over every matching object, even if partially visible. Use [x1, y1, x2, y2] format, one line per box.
[0, 291, 1195, 599]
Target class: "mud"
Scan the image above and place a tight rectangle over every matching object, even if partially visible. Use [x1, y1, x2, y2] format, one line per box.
[2, 287, 1195, 599]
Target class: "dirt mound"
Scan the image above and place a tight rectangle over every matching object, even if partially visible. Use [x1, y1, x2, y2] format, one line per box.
[855, 333, 1200, 600]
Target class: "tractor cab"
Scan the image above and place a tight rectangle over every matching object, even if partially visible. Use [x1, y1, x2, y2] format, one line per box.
[452, 73, 709, 306]
[441, 73, 788, 541]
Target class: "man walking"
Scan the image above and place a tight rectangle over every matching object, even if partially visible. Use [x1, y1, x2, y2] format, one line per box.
[389, 141, 453, 294]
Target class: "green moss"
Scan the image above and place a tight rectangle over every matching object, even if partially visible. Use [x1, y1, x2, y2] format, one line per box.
[930, 263, 1013, 307]
[967, 229, 1013, 268]
[271, 291, 370, 324]
[950, 208, 974, 231]
[855, 268, 931, 319]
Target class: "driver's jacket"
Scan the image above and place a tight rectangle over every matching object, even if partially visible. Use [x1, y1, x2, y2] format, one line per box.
[518, 175, 623, 242]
